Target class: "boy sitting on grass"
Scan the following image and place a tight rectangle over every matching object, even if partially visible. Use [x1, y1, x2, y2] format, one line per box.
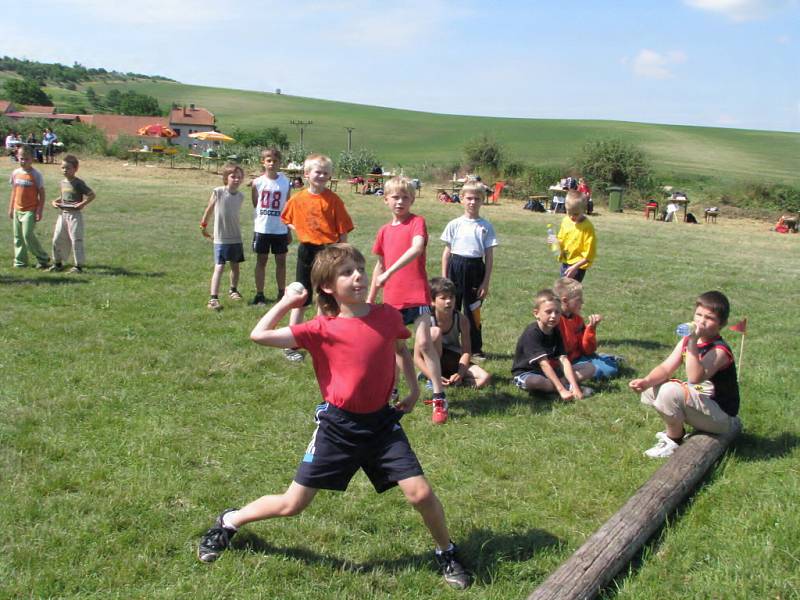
[629, 291, 741, 458]
[553, 277, 622, 380]
[197, 244, 470, 590]
[511, 289, 594, 400]
[414, 277, 491, 390]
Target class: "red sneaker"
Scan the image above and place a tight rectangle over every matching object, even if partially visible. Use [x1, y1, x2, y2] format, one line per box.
[431, 398, 448, 424]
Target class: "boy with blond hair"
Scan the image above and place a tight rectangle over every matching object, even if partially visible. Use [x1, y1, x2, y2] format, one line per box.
[251, 147, 291, 305]
[49, 155, 96, 273]
[8, 146, 49, 269]
[629, 291, 740, 458]
[440, 181, 498, 359]
[553, 277, 621, 380]
[547, 190, 596, 282]
[511, 289, 594, 400]
[197, 244, 470, 590]
[280, 154, 354, 361]
[368, 176, 450, 424]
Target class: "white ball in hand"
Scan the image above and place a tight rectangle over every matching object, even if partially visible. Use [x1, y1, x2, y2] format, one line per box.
[287, 281, 306, 296]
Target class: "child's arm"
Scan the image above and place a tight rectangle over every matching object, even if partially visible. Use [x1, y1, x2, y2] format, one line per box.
[560, 355, 583, 399]
[441, 244, 451, 278]
[367, 255, 385, 303]
[75, 189, 96, 211]
[376, 235, 425, 288]
[251, 182, 258, 208]
[200, 190, 217, 238]
[539, 358, 573, 401]
[629, 339, 684, 392]
[35, 181, 45, 222]
[7, 186, 14, 219]
[393, 339, 420, 413]
[685, 336, 731, 384]
[478, 246, 494, 299]
[582, 314, 600, 355]
[250, 288, 307, 347]
[564, 229, 596, 278]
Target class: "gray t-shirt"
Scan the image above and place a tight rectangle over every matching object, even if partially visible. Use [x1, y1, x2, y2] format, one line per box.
[212, 186, 244, 244]
[440, 215, 498, 258]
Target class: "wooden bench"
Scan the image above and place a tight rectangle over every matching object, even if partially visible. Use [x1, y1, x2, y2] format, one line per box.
[704, 208, 720, 223]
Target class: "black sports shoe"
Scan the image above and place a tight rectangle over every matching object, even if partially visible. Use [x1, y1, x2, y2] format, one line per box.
[198, 508, 239, 563]
[250, 293, 267, 306]
[435, 543, 470, 590]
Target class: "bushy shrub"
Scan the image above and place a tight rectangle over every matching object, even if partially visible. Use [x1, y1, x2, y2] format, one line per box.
[463, 134, 504, 173]
[337, 148, 380, 177]
[230, 127, 289, 150]
[106, 134, 140, 159]
[742, 182, 800, 213]
[285, 144, 310, 166]
[577, 138, 653, 197]
[52, 122, 107, 155]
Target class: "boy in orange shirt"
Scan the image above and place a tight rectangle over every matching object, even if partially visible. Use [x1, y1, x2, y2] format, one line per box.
[280, 154, 354, 361]
[8, 146, 49, 268]
[553, 277, 621, 380]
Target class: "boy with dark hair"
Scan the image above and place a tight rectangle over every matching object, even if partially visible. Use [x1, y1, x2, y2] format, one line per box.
[197, 244, 470, 590]
[49, 155, 96, 273]
[251, 147, 291, 305]
[629, 291, 740, 458]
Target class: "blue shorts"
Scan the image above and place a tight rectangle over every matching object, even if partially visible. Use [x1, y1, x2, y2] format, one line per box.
[399, 305, 432, 326]
[294, 403, 424, 493]
[560, 263, 586, 282]
[214, 243, 245, 264]
[513, 365, 564, 389]
[252, 232, 289, 255]
[575, 354, 620, 380]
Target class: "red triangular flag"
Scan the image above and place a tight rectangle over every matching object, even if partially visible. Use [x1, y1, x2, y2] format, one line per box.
[729, 318, 747, 333]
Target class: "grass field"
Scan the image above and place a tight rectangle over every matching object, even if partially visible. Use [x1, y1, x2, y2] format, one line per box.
[32, 77, 800, 188]
[2, 157, 799, 599]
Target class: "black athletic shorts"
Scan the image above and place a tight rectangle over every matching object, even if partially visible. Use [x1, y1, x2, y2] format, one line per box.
[253, 232, 289, 255]
[296, 243, 326, 307]
[294, 403, 424, 493]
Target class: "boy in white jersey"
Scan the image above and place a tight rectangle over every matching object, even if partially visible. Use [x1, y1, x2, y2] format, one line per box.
[250, 148, 291, 305]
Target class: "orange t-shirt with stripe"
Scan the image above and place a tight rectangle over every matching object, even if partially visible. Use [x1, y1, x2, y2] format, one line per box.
[9, 168, 44, 212]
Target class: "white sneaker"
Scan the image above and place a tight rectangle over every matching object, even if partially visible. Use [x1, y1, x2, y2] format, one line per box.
[655, 431, 669, 441]
[644, 436, 680, 458]
[570, 384, 594, 398]
[283, 348, 304, 362]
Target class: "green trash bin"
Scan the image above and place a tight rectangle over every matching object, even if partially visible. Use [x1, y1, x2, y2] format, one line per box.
[607, 186, 625, 213]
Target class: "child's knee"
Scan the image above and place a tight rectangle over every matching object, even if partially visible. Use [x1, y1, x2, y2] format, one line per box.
[403, 480, 435, 508]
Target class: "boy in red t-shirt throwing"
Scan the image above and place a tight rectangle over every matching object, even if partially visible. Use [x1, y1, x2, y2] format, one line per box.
[368, 177, 449, 424]
[197, 244, 470, 590]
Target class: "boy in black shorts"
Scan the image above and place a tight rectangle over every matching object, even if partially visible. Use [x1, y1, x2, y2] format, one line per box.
[197, 244, 470, 590]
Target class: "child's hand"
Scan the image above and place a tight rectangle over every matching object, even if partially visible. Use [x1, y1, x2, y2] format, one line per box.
[447, 373, 462, 386]
[558, 387, 575, 402]
[376, 271, 391, 288]
[200, 227, 211, 239]
[282, 283, 308, 308]
[394, 390, 419, 413]
[629, 379, 647, 393]
[51, 200, 60, 209]
[587, 314, 602, 328]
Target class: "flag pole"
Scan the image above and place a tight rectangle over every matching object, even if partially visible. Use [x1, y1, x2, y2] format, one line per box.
[737, 331, 745, 382]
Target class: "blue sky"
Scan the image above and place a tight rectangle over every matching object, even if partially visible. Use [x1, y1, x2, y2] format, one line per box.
[3, 0, 799, 132]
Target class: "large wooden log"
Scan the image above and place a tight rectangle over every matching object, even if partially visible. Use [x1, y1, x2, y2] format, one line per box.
[528, 419, 741, 600]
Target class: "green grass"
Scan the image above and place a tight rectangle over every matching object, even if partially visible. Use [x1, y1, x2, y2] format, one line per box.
[1, 158, 799, 599]
[76, 79, 800, 187]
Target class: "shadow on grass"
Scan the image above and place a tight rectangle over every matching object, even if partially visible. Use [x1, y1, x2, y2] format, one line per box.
[731, 431, 799, 461]
[232, 526, 561, 583]
[603, 338, 671, 351]
[455, 389, 559, 417]
[0, 274, 89, 286]
[89, 264, 166, 278]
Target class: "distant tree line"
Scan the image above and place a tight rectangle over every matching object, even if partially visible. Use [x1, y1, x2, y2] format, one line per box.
[0, 56, 174, 87]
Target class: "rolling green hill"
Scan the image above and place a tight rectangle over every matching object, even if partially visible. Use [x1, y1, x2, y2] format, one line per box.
[69, 80, 799, 186]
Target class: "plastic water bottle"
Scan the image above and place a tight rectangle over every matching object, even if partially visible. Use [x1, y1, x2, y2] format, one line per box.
[546, 224, 560, 256]
[676, 322, 695, 336]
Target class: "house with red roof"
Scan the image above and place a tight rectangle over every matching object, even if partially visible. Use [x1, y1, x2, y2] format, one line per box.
[168, 104, 216, 147]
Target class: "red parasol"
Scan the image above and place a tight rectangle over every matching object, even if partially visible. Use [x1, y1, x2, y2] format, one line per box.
[137, 124, 178, 138]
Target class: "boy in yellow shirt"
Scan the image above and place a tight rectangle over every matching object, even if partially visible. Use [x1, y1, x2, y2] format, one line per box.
[548, 190, 596, 282]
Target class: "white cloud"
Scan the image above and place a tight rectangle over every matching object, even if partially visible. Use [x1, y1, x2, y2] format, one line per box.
[632, 49, 687, 79]
[683, 0, 797, 22]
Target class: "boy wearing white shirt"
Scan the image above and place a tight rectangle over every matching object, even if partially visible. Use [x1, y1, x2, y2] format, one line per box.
[440, 182, 498, 359]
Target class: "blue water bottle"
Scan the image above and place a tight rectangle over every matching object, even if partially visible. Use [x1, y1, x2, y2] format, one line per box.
[676, 322, 695, 336]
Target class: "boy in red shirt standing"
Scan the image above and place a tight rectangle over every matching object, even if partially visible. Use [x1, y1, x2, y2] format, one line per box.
[197, 244, 470, 590]
[368, 177, 449, 424]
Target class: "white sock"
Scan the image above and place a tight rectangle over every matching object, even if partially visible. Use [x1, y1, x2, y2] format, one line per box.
[221, 511, 240, 530]
[436, 542, 455, 554]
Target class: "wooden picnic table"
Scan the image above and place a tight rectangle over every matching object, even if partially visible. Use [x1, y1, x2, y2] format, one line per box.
[189, 153, 226, 172]
[435, 181, 464, 198]
[130, 149, 177, 168]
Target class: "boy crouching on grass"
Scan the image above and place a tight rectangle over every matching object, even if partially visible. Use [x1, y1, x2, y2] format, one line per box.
[511, 289, 594, 401]
[415, 277, 490, 389]
[629, 291, 741, 458]
[197, 244, 471, 590]
[201, 163, 246, 311]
